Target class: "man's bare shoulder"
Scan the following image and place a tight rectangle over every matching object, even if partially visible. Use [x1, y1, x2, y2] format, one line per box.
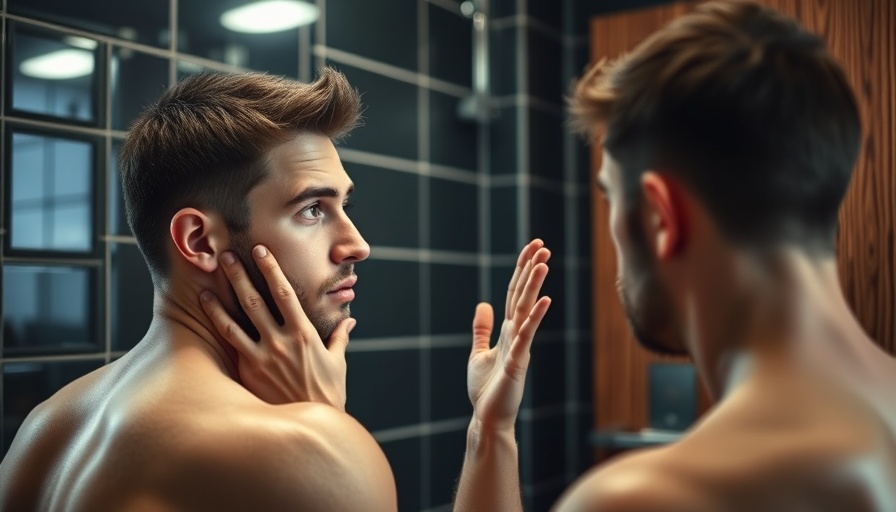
[161, 401, 397, 511]
[555, 382, 895, 512]
[554, 443, 717, 512]
[554, 429, 866, 512]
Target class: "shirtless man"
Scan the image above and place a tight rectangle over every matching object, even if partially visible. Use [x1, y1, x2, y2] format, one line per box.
[544, 1, 896, 510]
[0, 68, 552, 511]
[198, 2, 896, 510]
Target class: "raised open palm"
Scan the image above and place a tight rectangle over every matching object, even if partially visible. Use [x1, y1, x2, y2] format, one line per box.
[468, 240, 551, 431]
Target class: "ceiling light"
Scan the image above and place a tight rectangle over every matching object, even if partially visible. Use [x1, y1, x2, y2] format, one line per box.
[62, 36, 98, 50]
[220, 0, 319, 34]
[20, 49, 94, 80]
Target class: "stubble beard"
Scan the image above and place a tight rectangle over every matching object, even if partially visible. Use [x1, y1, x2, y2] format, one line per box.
[617, 211, 688, 358]
[228, 232, 354, 342]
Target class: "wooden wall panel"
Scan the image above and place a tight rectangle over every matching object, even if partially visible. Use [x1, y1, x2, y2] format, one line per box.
[590, 0, 895, 433]
[758, 0, 895, 353]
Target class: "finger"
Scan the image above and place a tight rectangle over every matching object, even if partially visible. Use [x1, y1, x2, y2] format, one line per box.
[326, 317, 356, 357]
[510, 249, 550, 320]
[505, 240, 543, 319]
[512, 262, 549, 337]
[508, 247, 551, 320]
[250, 245, 311, 330]
[471, 302, 494, 355]
[219, 251, 276, 331]
[509, 296, 552, 365]
[200, 290, 260, 360]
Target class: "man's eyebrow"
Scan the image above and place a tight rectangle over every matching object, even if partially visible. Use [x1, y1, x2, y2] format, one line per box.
[284, 185, 354, 208]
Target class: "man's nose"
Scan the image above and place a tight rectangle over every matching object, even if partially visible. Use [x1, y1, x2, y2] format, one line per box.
[332, 217, 370, 264]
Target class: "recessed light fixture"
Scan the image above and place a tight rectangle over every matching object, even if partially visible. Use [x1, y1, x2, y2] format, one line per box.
[220, 0, 319, 34]
[20, 49, 94, 80]
[62, 36, 98, 50]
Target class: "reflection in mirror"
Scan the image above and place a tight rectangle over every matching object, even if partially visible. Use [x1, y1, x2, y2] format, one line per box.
[10, 132, 94, 252]
[2, 265, 97, 356]
[7, 0, 169, 47]
[11, 28, 99, 123]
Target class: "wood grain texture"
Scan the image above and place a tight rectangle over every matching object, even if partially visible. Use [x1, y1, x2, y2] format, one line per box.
[590, 0, 895, 433]
[760, 0, 896, 354]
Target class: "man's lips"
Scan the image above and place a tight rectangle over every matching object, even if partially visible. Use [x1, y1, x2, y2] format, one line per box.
[326, 275, 357, 301]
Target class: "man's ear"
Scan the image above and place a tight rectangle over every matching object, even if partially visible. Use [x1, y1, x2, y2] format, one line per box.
[170, 208, 227, 273]
[640, 171, 688, 260]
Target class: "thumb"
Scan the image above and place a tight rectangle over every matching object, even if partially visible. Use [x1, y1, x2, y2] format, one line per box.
[471, 302, 494, 356]
[327, 317, 356, 356]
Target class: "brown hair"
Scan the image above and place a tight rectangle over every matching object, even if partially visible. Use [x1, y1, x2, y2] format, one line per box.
[571, 0, 861, 253]
[120, 68, 362, 280]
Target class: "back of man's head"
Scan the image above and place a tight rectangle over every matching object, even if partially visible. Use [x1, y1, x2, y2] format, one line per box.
[119, 68, 361, 283]
[571, 0, 861, 254]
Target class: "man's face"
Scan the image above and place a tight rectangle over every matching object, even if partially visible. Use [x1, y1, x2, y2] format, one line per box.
[230, 132, 370, 341]
[598, 151, 686, 357]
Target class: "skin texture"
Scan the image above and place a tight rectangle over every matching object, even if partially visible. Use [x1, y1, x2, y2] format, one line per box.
[205, 239, 553, 512]
[0, 131, 554, 511]
[454, 242, 552, 512]
[0, 132, 393, 511]
[551, 152, 896, 511]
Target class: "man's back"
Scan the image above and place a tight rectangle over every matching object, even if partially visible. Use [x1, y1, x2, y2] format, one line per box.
[0, 332, 396, 512]
[560, 342, 896, 511]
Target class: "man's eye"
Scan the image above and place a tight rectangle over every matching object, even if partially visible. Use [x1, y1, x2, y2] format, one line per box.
[299, 204, 324, 220]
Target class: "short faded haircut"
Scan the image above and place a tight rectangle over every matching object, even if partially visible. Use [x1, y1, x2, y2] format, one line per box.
[571, 0, 861, 254]
[120, 68, 361, 280]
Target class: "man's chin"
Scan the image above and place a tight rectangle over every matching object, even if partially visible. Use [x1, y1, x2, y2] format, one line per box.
[312, 307, 353, 341]
[629, 321, 688, 357]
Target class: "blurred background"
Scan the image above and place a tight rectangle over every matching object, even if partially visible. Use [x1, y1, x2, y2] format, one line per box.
[1, 0, 892, 511]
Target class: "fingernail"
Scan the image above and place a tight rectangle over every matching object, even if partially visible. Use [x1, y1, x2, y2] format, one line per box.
[221, 252, 235, 265]
[253, 245, 268, 258]
[347, 319, 357, 333]
[200, 291, 212, 303]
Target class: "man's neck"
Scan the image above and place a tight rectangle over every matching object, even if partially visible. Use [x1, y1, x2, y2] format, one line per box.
[150, 284, 241, 380]
[684, 247, 871, 400]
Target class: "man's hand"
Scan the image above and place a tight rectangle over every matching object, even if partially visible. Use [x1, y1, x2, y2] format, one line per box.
[199, 245, 354, 410]
[468, 239, 551, 432]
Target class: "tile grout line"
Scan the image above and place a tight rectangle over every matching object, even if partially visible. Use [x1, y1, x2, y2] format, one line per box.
[418, 1, 433, 508]
[522, 475, 568, 498]
[168, 0, 177, 85]
[104, 39, 113, 362]
[299, 25, 311, 83]
[104, 29, 116, 365]
[491, 14, 564, 42]
[314, 0, 326, 71]
[425, 0, 462, 15]
[372, 415, 470, 443]
[315, 45, 472, 97]
[492, 93, 564, 115]
[3, 115, 128, 139]
[515, 0, 534, 495]
[561, 0, 582, 483]
[0, 9, 6, 452]
[338, 147, 482, 184]
[0, 352, 110, 364]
